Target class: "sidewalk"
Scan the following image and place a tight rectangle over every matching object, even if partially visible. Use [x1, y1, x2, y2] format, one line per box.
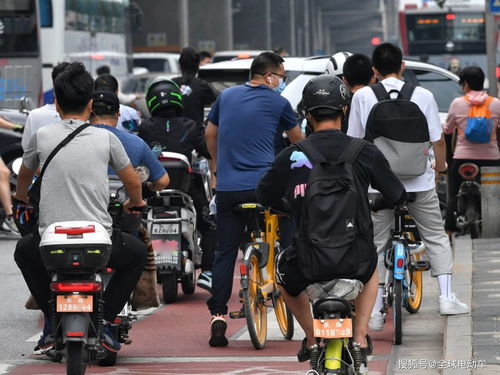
[442, 237, 500, 375]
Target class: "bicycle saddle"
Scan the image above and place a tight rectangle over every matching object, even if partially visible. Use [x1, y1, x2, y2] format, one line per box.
[233, 202, 265, 213]
[313, 297, 352, 317]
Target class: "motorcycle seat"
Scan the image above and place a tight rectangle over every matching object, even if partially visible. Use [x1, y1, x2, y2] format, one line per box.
[233, 202, 265, 213]
[313, 297, 352, 317]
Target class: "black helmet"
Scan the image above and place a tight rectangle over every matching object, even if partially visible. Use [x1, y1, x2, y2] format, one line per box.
[145, 77, 183, 116]
[302, 74, 350, 114]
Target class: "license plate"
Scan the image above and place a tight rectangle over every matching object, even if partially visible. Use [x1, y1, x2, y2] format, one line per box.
[152, 223, 179, 235]
[56, 295, 93, 312]
[313, 318, 353, 338]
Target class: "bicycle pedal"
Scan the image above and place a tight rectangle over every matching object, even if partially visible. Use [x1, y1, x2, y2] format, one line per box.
[413, 260, 431, 271]
[229, 310, 246, 319]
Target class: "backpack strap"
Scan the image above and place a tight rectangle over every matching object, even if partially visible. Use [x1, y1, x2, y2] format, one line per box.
[370, 83, 389, 102]
[397, 83, 416, 100]
[296, 138, 326, 164]
[338, 138, 366, 164]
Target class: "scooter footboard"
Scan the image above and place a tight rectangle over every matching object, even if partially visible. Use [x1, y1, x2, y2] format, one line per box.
[61, 313, 91, 344]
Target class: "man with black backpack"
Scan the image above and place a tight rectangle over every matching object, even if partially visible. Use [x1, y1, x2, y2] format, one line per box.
[257, 75, 406, 369]
[347, 43, 469, 331]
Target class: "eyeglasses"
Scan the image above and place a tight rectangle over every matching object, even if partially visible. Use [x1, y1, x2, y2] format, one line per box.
[254, 71, 288, 83]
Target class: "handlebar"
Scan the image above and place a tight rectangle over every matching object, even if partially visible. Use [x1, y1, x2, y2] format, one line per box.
[370, 192, 416, 213]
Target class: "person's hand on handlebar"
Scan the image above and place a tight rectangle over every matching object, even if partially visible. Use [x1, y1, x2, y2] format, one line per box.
[123, 198, 146, 216]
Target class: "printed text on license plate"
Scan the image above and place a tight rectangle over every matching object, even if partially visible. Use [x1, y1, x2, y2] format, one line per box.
[152, 224, 179, 235]
[313, 318, 352, 338]
[56, 295, 93, 312]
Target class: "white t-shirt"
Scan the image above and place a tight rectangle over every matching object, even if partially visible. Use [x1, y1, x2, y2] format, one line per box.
[21, 104, 60, 150]
[117, 104, 141, 133]
[347, 77, 442, 192]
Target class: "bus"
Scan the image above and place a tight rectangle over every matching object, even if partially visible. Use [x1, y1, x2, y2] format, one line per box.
[0, 0, 42, 109]
[39, 0, 131, 103]
[399, 0, 497, 71]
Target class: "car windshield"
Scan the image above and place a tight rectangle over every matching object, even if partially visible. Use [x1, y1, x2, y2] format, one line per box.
[411, 69, 462, 112]
[198, 69, 303, 95]
[134, 58, 172, 73]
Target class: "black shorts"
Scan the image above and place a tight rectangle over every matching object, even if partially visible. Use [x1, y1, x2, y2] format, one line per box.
[276, 249, 378, 297]
[276, 250, 311, 297]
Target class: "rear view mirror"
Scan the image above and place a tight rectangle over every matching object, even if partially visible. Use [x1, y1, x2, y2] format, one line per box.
[19, 97, 35, 114]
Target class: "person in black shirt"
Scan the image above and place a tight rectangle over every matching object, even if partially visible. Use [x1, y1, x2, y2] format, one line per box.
[139, 78, 216, 290]
[172, 47, 217, 128]
[257, 75, 405, 367]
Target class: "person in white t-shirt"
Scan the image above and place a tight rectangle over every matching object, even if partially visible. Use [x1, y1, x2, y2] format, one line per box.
[347, 43, 468, 330]
[21, 63, 69, 150]
[94, 74, 141, 133]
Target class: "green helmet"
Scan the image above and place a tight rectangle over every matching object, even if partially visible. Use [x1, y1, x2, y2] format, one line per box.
[145, 77, 183, 116]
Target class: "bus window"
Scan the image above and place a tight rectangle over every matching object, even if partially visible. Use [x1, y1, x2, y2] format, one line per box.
[0, 0, 39, 57]
[39, 0, 53, 28]
[411, 70, 462, 112]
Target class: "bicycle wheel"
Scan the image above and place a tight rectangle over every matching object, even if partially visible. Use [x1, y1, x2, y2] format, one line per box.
[242, 247, 267, 349]
[272, 290, 294, 339]
[393, 279, 403, 345]
[406, 253, 423, 314]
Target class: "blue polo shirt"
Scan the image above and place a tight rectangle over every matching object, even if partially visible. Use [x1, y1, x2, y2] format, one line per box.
[94, 124, 166, 181]
[207, 84, 297, 191]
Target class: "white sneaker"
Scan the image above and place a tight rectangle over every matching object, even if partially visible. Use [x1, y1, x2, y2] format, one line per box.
[439, 293, 469, 315]
[368, 311, 385, 331]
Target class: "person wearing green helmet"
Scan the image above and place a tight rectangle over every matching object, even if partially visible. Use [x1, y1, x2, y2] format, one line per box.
[139, 77, 216, 292]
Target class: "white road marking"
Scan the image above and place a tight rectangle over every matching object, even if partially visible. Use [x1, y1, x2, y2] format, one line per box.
[26, 332, 41, 343]
[0, 364, 11, 374]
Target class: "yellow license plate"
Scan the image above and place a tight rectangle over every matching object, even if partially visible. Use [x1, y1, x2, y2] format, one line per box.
[313, 318, 353, 338]
[56, 295, 93, 312]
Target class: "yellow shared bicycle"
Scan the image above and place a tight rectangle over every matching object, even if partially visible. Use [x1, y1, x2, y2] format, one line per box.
[230, 202, 294, 349]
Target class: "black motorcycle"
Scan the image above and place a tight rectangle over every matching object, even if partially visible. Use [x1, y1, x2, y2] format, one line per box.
[455, 163, 481, 239]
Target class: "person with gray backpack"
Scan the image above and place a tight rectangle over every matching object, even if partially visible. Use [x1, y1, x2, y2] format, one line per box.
[347, 43, 468, 331]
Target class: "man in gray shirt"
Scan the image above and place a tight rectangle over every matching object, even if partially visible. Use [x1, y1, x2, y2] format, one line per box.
[13, 62, 147, 354]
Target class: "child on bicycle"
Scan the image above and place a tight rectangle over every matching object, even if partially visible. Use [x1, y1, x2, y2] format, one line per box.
[257, 75, 406, 371]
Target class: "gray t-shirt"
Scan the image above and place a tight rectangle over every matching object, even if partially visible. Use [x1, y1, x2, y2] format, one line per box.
[23, 119, 130, 235]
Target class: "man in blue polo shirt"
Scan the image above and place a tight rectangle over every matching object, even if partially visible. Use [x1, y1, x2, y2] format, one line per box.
[205, 51, 304, 347]
[90, 90, 169, 192]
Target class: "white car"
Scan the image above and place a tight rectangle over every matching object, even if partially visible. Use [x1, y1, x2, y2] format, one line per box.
[198, 56, 462, 123]
[133, 53, 180, 74]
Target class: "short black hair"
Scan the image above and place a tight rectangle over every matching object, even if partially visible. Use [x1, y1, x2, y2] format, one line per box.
[54, 62, 93, 114]
[179, 47, 200, 75]
[309, 108, 342, 123]
[199, 51, 212, 60]
[459, 66, 485, 90]
[343, 54, 373, 87]
[372, 43, 403, 77]
[96, 65, 111, 75]
[52, 62, 70, 83]
[250, 52, 284, 79]
[94, 73, 119, 93]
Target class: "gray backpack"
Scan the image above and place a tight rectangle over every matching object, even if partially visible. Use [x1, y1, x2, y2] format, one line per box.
[365, 83, 430, 180]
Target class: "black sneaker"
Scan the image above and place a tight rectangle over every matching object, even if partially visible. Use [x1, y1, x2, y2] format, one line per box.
[209, 315, 228, 347]
[33, 318, 54, 355]
[101, 324, 121, 352]
[197, 271, 213, 293]
[297, 338, 315, 362]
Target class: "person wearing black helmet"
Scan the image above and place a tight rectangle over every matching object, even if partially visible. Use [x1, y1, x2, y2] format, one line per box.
[256, 75, 405, 369]
[138, 77, 216, 292]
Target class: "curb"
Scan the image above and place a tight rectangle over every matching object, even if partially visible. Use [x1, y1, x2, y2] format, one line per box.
[442, 237, 473, 375]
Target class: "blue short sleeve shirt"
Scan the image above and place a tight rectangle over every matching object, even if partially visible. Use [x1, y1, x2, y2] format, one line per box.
[95, 124, 166, 181]
[207, 84, 297, 191]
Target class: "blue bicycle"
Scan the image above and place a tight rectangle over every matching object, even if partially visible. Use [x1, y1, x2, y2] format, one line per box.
[372, 193, 430, 345]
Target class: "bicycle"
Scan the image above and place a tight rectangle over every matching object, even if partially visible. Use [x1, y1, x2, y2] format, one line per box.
[229, 202, 294, 349]
[307, 279, 367, 375]
[373, 193, 430, 345]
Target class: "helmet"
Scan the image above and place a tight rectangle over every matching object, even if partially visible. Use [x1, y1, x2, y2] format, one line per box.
[302, 74, 350, 113]
[145, 77, 183, 116]
[325, 51, 353, 76]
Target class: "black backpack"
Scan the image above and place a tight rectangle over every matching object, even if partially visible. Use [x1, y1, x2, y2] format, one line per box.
[365, 82, 430, 180]
[294, 137, 373, 281]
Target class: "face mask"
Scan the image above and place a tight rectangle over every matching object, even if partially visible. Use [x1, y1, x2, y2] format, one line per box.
[273, 78, 286, 94]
